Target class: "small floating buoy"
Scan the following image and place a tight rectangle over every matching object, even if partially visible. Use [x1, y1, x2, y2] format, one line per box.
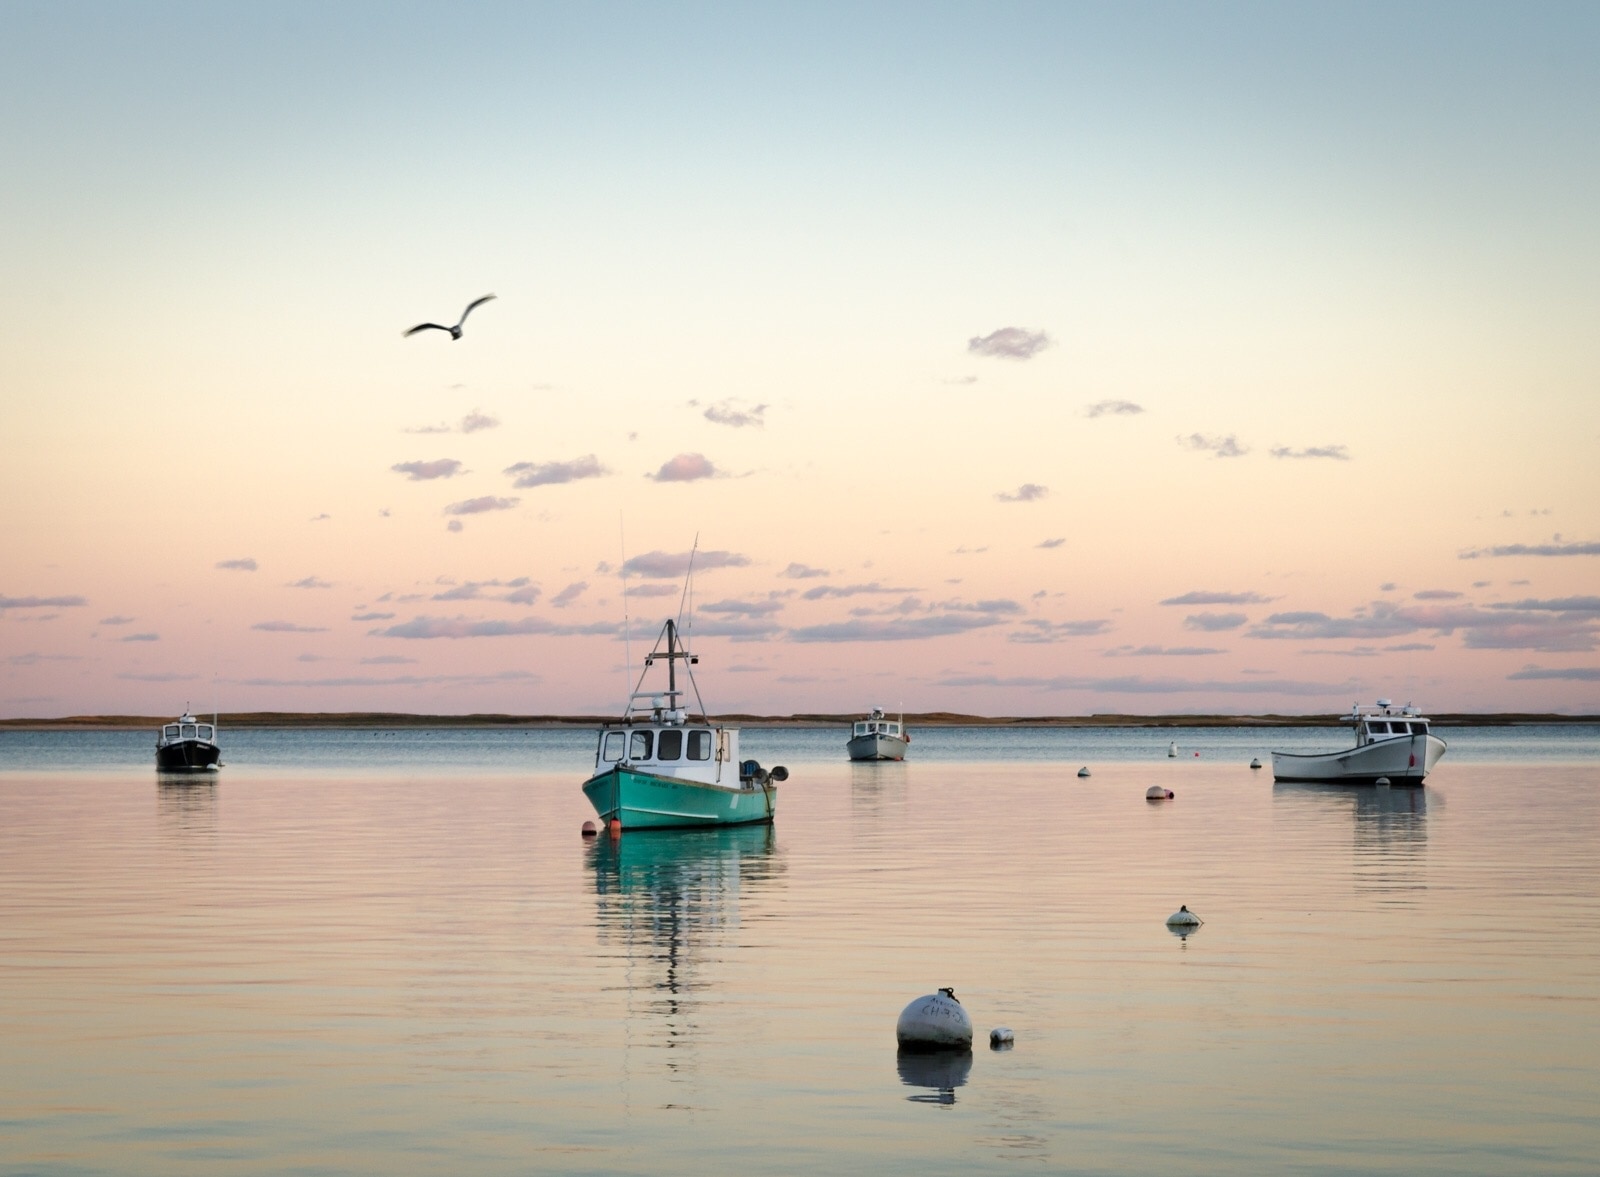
[1166, 905, 1203, 927]
[1077, 766, 1090, 778]
[1168, 742, 1178, 757]
[896, 987, 973, 1051]
[1250, 758, 1262, 769]
[581, 821, 597, 837]
[607, 818, 623, 835]
[1375, 777, 1391, 788]
[1194, 750, 1200, 757]
[1146, 786, 1174, 800]
[989, 1027, 1014, 1047]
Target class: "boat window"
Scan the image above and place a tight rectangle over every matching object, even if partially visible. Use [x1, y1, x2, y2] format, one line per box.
[629, 730, 653, 760]
[854, 723, 867, 735]
[657, 729, 683, 761]
[164, 725, 180, 738]
[688, 730, 712, 760]
[601, 731, 624, 761]
[888, 724, 899, 735]
[181, 724, 197, 738]
[198, 726, 213, 740]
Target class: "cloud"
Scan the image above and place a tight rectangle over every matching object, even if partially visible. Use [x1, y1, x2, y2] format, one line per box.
[238, 670, 540, 689]
[252, 620, 329, 633]
[1009, 618, 1114, 643]
[1413, 590, 1463, 600]
[687, 617, 783, 640]
[1179, 433, 1248, 458]
[622, 550, 750, 579]
[1085, 400, 1144, 418]
[789, 613, 1007, 642]
[504, 585, 542, 605]
[297, 653, 331, 662]
[936, 673, 1350, 696]
[405, 423, 452, 435]
[1507, 665, 1600, 681]
[1248, 607, 1418, 642]
[1245, 601, 1600, 653]
[447, 520, 464, 532]
[505, 455, 606, 488]
[1161, 591, 1271, 606]
[1105, 645, 1227, 656]
[1385, 643, 1436, 652]
[120, 632, 159, 642]
[7, 652, 81, 666]
[215, 558, 258, 572]
[1270, 444, 1351, 461]
[311, 514, 330, 521]
[801, 582, 916, 600]
[392, 459, 464, 481]
[460, 410, 499, 433]
[996, 483, 1048, 503]
[444, 496, 520, 516]
[968, 327, 1051, 360]
[703, 400, 767, 428]
[1037, 538, 1065, 549]
[701, 597, 785, 617]
[360, 655, 417, 665]
[1488, 596, 1600, 613]
[289, 576, 333, 589]
[371, 615, 619, 639]
[351, 611, 396, 622]
[116, 672, 199, 682]
[550, 581, 588, 608]
[779, 562, 830, 579]
[1184, 611, 1249, 632]
[649, 453, 718, 482]
[99, 615, 135, 625]
[625, 583, 679, 597]
[432, 583, 483, 601]
[1460, 541, 1600, 559]
[0, 594, 88, 609]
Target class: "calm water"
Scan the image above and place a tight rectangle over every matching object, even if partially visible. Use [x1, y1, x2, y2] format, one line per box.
[1, 728, 1597, 1175]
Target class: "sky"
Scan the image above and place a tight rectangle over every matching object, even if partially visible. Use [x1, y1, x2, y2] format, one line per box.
[2, 1, 1598, 718]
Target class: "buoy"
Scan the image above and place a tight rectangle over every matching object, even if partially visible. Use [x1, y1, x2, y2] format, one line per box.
[1375, 777, 1391, 788]
[1250, 758, 1262, 769]
[989, 1027, 1015, 1047]
[1168, 742, 1178, 757]
[581, 821, 597, 837]
[896, 987, 973, 1051]
[1194, 751, 1200, 757]
[1077, 766, 1090, 778]
[1146, 786, 1174, 800]
[1166, 905, 1203, 927]
[607, 818, 623, 835]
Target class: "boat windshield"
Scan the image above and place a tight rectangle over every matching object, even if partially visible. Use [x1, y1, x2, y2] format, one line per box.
[164, 725, 180, 738]
[600, 730, 625, 761]
[197, 725, 213, 740]
[181, 724, 197, 738]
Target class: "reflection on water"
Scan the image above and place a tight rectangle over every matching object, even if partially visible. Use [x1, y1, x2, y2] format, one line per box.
[587, 825, 783, 1059]
[897, 1048, 972, 1106]
[156, 777, 218, 841]
[1274, 782, 1428, 898]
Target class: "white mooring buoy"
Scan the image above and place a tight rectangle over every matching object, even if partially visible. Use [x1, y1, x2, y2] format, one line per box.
[1166, 905, 1203, 927]
[1077, 766, 1090, 778]
[1250, 757, 1262, 769]
[1146, 786, 1174, 800]
[1376, 777, 1391, 787]
[1168, 741, 1179, 758]
[896, 987, 973, 1051]
[990, 1026, 1015, 1047]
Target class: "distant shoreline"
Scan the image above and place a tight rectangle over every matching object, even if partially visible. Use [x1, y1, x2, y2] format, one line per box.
[2, 711, 1596, 731]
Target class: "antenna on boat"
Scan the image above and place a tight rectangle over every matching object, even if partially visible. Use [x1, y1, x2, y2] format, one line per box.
[620, 513, 633, 706]
[676, 533, 699, 646]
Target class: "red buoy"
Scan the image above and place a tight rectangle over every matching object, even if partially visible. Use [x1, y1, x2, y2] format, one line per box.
[608, 818, 623, 835]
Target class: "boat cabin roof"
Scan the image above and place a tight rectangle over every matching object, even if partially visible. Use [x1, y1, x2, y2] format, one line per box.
[1346, 699, 1427, 721]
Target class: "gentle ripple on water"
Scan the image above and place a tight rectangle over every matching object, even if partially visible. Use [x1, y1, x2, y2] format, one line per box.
[0, 730, 1597, 1175]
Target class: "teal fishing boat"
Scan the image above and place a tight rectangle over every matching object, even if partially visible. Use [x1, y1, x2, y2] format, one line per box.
[582, 618, 786, 830]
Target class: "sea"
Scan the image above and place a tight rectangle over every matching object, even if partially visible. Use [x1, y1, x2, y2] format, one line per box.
[1, 724, 1596, 1176]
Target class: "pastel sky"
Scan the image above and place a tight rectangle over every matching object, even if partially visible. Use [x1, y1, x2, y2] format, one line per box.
[3, 2, 1598, 718]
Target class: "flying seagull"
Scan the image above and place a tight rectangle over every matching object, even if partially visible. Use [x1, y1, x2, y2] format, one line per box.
[404, 294, 496, 340]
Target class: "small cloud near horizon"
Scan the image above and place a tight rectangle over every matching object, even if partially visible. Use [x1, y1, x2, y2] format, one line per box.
[99, 615, 135, 625]
[780, 562, 830, 579]
[1179, 433, 1248, 458]
[968, 327, 1051, 360]
[1037, 538, 1066, 549]
[215, 558, 258, 572]
[649, 453, 718, 482]
[1009, 618, 1113, 643]
[120, 632, 159, 642]
[550, 582, 588, 608]
[622, 550, 750, 579]
[505, 455, 606, 488]
[1085, 400, 1143, 418]
[701, 399, 767, 428]
[0, 594, 88, 609]
[460, 410, 499, 433]
[1161, 590, 1272, 606]
[996, 483, 1048, 503]
[1184, 612, 1249, 632]
[289, 576, 333, 589]
[1460, 540, 1600, 559]
[1507, 665, 1600, 681]
[444, 496, 520, 516]
[1271, 444, 1351, 461]
[252, 620, 329, 633]
[1414, 589, 1463, 600]
[392, 459, 464, 481]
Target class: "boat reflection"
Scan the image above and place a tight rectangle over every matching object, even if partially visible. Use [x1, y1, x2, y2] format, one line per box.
[1273, 782, 1428, 897]
[897, 1048, 972, 1106]
[156, 776, 217, 840]
[587, 824, 783, 1050]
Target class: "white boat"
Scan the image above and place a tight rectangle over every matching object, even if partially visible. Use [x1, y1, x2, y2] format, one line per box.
[847, 707, 909, 761]
[1271, 700, 1446, 786]
[155, 711, 221, 771]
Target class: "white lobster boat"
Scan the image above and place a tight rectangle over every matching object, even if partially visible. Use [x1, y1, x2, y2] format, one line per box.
[846, 707, 909, 761]
[1272, 700, 1446, 786]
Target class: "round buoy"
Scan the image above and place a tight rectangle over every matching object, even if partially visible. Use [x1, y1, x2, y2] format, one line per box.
[1375, 777, 1391, 788]
[607, 818, 623, 835]
[1168, 742, 1178, 757]
[581, 821, 597, 837]
[1250, 758, 1262, 769]
[989, 1026, 1015, 1047]
[1194, 751, 1200, 757]
[1077, 766, 1090, 778]
[1146, 786, 1174, 800]
[1166, 905, 1202, 927]
[896, 987, 973, 1051]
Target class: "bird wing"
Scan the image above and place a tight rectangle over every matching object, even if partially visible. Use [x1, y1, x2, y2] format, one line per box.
[457, 294, 497, 324]
[404, 323, 450, 337]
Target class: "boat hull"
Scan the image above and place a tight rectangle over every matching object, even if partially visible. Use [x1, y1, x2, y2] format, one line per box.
[847, 733, 908, 761]
[155, 740, 221, 771]
[1272, 733, 1446, 785]
[582, 764, 775, 829]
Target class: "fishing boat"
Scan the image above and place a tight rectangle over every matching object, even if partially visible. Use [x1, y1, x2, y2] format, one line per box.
[582, 618, 786, 830]
[155, 711, 221, 771]
[1271, 700, 1446, 786]
[846, 707, 909, 761]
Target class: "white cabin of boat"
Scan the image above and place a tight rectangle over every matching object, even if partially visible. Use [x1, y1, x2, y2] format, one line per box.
[1348, 699, 1433, 747]
[158, 713, 216, 747]
[851, 707, 903, 740]
[591, 618, 742, 786]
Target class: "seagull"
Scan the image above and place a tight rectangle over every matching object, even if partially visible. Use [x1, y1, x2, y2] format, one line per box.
[404, 294, 496, 340]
